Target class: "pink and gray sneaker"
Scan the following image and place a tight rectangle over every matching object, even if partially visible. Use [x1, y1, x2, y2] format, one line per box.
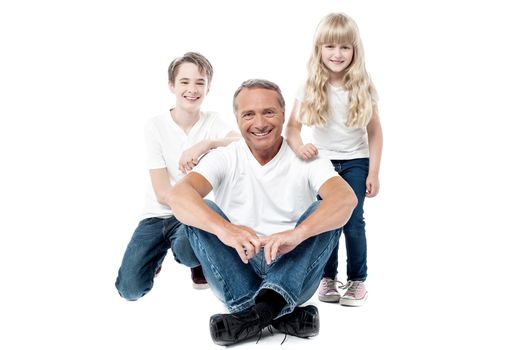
[339, 281, 368, 307]
[317, 277, 341, 303]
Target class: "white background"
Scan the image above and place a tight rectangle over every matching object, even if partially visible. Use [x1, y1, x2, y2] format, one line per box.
[1, 0, 525, 349]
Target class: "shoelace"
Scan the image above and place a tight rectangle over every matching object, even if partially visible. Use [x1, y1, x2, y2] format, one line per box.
[340, 281, 362, 296]
[323, 278, 344, 290]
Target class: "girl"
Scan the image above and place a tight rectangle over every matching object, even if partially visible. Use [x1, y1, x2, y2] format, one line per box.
[286, 13, 383, 307]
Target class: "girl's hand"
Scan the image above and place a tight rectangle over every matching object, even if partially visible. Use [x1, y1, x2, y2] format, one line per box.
[365, 174, 380, 198]
[296, 143, 318, 160]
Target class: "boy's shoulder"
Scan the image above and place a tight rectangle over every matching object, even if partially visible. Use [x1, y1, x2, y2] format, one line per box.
[145, 110, 171, 128]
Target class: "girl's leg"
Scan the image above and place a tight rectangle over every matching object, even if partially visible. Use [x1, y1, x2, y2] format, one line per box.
[339, 158, 369, 282]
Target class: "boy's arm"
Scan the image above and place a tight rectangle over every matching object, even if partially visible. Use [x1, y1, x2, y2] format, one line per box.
[149, 168, 171, 205]
[366, 107, 383, 197]
[285, 100, 318, 160]
[179, 131, 241, 173]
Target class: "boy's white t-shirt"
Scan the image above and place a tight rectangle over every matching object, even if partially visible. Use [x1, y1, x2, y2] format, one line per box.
[296, 84, 371, 160]
[192, 139, 338, 236]
[142, 110, 233, 219]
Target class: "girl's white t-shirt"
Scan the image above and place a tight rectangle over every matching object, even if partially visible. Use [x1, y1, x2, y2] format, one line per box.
[296, 84, 370, 160]
[142, 110, 232, 219]
[192, 139, 338, 236]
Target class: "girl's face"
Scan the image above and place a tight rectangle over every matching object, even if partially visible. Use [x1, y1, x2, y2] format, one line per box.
[169, 62, 209, 112]
[321, 43, 354, 77]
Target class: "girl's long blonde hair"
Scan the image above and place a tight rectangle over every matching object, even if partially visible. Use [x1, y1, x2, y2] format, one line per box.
[300, 13, 376, 128]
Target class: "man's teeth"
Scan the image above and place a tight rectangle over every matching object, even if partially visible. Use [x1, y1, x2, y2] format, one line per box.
[253, 131, 270, 136]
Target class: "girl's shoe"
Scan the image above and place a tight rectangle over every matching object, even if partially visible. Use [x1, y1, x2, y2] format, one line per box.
[339, 281, 368, 307]
[317, 277, 341, 303]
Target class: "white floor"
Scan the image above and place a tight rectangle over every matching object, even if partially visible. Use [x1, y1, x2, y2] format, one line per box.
[4, 226, 524, 350]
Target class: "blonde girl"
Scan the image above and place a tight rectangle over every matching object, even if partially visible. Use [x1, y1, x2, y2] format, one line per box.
[286, 13, 383, 306]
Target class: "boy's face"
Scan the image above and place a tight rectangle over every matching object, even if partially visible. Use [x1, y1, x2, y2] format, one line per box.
[169, 62, 209, 112]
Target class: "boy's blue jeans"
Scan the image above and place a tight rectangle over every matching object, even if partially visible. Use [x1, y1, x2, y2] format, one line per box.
[323, 158, 369, 282]
[183, 200, 339, 317]
[115, 216, 200, 301]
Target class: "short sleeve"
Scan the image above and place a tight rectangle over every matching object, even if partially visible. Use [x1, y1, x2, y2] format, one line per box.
[307, 157, 339, 193]
[144, 120, 166, 169]
[191, 147, 229, 190]
[295, 84, 306, 102]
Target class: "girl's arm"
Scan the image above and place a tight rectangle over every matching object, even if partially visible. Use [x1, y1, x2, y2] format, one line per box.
[285, 100, 318, 160]
[366, 106, 383, 197]
[179, 131, 241, 173]
[149, 168, 172, 205]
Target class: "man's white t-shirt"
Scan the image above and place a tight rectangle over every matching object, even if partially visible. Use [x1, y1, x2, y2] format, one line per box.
[192, 139, 338, 236]
[296, 84, 371, 160]
[142, 110, 232, 219]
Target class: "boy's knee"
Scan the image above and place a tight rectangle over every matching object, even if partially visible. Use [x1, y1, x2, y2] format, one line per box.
[115, 276, 150, 301]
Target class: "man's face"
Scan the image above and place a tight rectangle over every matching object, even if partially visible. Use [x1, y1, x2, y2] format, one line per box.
[235, 88, 284, 160]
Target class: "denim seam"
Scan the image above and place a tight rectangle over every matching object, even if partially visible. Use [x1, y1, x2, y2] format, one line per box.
[189, 226, 255, 313]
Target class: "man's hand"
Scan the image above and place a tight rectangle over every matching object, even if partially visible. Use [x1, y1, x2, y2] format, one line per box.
[259, 229, 305, 265]
[216, 224, 263, 264]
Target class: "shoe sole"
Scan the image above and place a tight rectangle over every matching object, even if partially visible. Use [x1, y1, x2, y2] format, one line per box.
[339, 292, 368, 307]
[318, 294, 340, 303]
[192, 282, 209, 290]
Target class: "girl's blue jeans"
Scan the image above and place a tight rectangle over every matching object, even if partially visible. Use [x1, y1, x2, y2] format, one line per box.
[323, 158, 369, 282]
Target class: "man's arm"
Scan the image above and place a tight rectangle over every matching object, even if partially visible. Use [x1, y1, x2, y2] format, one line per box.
[295, 176, 357, 239]
[167, 172, 261, 263]
[261, 176, 356, 264]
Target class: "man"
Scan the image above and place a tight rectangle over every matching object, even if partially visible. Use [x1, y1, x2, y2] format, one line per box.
[168, 79, 356, 345]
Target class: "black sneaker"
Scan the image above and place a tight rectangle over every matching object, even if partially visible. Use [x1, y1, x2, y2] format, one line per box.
[209, 308, 264, 345]
[271, 305, 320, 338]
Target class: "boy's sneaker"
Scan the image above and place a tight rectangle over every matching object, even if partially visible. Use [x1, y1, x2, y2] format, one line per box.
[318, 277, 341, 303]
[191, 265, 209, 289]
[271, 305, 320, 338]
[339, 280, 368, 307]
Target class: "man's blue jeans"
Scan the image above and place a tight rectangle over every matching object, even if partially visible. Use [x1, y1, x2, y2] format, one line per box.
[323, 158, 369, 282]
[115, 216, 200, 301]
[182, 200, 339, 317]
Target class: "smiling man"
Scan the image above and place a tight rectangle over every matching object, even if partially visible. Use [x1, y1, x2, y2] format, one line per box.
[167, 79, 357, 345]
